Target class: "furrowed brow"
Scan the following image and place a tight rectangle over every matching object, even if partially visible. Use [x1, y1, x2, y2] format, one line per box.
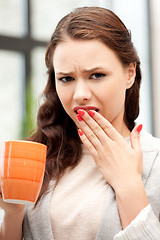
[56, 72, 74, 76]
[56, 67, 104, 76]
[82, 67, 104, 73]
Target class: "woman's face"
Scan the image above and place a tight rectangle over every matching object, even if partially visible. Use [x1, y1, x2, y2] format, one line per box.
[53, 38, 135, 135]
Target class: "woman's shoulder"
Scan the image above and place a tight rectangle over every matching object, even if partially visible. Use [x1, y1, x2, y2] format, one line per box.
[140, 130, 160, 152]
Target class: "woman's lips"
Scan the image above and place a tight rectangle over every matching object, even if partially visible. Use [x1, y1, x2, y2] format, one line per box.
[73, 106, 99, 114]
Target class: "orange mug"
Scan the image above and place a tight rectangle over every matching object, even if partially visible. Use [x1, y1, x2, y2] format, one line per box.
[0, 140, 47, 204]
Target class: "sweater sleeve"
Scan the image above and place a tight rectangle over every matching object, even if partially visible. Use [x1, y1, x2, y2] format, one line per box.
[113, 204, 160, 240]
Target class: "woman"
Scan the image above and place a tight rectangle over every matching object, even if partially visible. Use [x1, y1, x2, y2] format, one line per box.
[0, 7, 160, 240]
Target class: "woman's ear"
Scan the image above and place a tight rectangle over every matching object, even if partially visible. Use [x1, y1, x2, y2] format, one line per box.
[126, 62, 136, 89]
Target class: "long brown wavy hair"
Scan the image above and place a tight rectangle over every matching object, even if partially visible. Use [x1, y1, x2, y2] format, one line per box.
[29, 7, 142, 204]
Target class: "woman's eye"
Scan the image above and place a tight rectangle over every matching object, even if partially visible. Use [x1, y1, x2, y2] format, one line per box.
[91, 73, 106, 79]
[58, 76, 74, 83]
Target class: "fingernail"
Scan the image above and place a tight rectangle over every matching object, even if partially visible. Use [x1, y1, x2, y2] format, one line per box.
[137, 124, 143, 133]
[77, 114, 83, 121]
[78, 129, 83, 136]
[77, 109, 85, 116]
[88, 110, 95, 117]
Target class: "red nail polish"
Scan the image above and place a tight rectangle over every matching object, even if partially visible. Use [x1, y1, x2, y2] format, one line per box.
[77, 109, 85, 116]
[137, 124, 143, 133]
[78, 129, 83, 136]
[77, 114, 83, 121]
[88, 110, 95, 117]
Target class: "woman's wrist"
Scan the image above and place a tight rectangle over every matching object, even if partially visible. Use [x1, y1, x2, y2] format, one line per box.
[115, 177, 149, 229]
[5, 207, 24, 219]
[114, 175, 143, 194]
[0, 209, 24, 240]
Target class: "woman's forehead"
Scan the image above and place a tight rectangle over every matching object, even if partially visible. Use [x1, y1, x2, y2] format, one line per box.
[53, 38, 121, 67]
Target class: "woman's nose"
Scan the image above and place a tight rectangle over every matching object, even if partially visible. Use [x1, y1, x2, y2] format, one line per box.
[73, 81, 92, 103]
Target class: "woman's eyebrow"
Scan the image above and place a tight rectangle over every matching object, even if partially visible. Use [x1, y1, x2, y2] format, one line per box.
[56, 67, 104, 76]
[56, 72, 74, 76]
[82, 67, 104, 73]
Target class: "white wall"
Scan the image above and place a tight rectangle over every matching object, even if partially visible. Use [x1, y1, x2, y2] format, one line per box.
[149, 0, 160, 138]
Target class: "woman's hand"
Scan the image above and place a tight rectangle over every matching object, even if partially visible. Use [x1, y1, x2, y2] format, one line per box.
[77, 109, 143, 191]
[0, 186, 24, 215]
[77, 109, 149, 228]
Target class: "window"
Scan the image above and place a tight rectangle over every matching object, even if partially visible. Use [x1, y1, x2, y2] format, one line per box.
[0, 0, 48, 149]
